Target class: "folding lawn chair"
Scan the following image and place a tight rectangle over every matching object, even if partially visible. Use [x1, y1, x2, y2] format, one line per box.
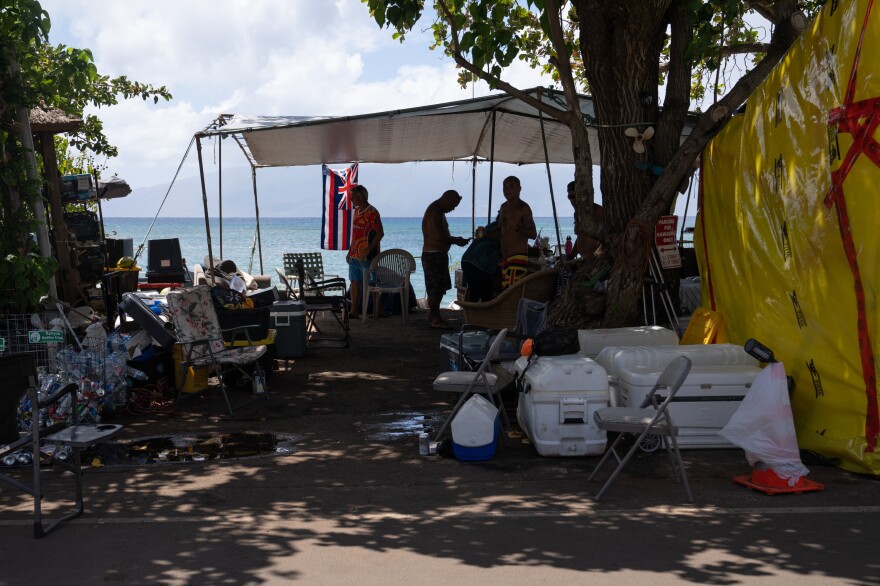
[0, 354, 123, 538]
[588, 355, 693, 502]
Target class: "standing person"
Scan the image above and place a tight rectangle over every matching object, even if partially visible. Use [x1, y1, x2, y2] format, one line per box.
[421, 190, 469, 327]
[497, 176, 537, 289]
[566, 180, 605, 260]
[347, 185, 383, 319]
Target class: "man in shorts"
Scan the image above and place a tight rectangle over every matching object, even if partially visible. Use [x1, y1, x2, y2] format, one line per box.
[421, 190, 469, 326]
[497, 176, 537, 289]
[347, 185, 383, 318]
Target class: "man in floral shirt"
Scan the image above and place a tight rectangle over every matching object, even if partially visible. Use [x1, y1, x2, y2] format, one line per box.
[347, 185, 384, 318]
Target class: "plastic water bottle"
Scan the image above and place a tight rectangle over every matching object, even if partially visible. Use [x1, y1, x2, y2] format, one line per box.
[419, 433, 430, 455]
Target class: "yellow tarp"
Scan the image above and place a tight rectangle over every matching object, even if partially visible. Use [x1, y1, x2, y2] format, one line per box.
[699, 0, 880, 473]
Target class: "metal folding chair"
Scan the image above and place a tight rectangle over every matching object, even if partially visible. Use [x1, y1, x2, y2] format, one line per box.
[0, 355, 123, 538]
[588, 355, 694, 502]
[432, 328, 510, 441]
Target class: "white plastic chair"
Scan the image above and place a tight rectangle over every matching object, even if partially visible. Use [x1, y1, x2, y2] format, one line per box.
[362, 249, 416, 322]
[588, 355, 693, 502]
[432, 328, 510, 441]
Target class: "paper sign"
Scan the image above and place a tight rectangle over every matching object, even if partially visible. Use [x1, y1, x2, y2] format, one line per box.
[655, 215, 682, 269]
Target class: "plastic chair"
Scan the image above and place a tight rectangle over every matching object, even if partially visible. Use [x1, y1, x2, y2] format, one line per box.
[0, 355, 123, 538]
[160, 286, 270, 416]
[588, 355, 693, 502]
[362, 249, 416, 322]
[432, 328, 510, 441]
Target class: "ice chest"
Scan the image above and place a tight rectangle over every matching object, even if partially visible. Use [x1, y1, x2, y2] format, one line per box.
[439, 330, 520, 371]
[271, 300, 307, 358]
[451, 394, 500, 461]
[594, 345, 762, 448]
[515, 354, 609, 457]
[577, 326, 679, 358]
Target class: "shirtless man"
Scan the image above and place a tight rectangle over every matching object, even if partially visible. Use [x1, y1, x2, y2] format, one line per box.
[566, 180, 605, 260]
[421, 190, 469, 326]
[497, 176, 537, 289]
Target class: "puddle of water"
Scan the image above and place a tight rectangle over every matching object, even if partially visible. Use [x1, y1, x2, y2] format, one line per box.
[83, 431, 302, 466]
[362, 414, 433, 442]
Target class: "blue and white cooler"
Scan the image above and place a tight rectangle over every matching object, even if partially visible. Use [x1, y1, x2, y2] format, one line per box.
[451, 394, 500, 461]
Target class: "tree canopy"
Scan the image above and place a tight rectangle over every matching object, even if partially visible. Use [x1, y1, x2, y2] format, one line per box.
[364, 0, 818, 327]
[0, 0, 171, 310]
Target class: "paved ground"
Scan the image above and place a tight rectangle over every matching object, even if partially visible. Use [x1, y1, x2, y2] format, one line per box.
[2, 309, 880, 585]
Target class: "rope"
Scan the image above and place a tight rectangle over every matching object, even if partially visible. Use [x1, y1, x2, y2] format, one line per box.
[133, 136, 197, 264]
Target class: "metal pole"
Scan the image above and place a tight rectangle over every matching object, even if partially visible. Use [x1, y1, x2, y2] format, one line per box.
[251, 166, 264, 275]
[470, 156, 477, 236]
[487, 110, 496, 223]
[538, 95, 562, 254]
[195, 136, 215, 284]
[218, 135, 223, 259]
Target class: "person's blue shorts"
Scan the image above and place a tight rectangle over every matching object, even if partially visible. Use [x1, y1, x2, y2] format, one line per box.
[348, 258, 372, 283]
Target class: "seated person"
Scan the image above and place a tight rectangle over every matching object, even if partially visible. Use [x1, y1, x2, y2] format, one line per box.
[461, 222, 501, 302]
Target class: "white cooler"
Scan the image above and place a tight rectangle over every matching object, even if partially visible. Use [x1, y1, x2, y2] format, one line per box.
[577, 326, 679, 358]
[594, 345, 762, 448]
[515, 354, 609, 457]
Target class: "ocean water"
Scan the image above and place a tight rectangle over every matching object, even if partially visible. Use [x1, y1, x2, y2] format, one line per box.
[104, 215, 695, 306]
[103, 216, 576, 305]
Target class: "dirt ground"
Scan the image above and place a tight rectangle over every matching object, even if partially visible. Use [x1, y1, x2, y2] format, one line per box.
[3, 306, 880, 585]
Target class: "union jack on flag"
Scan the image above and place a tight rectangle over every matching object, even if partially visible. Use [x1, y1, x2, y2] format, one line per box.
[321, 163, 358, 250]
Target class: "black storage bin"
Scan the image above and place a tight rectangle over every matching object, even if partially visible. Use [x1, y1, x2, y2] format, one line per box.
[146, 238, 185, 283]
[64, 210, 101, 242]
[76, 244, 105, 280]
[216, 306, 271, 342]
[105, 237, 134, 266]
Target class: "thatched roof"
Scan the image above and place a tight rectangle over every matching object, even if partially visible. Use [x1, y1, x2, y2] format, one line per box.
[29, 107, 83, 133]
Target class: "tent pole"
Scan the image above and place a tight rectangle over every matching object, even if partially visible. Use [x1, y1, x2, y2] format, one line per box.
[538, 98, 562, 254]
[251, 166, 264, 275]
[471, 156, 477, 237]
[487, 110, 496, 223]
[195, 135, 216, 285]
[218, 135, 223, 259]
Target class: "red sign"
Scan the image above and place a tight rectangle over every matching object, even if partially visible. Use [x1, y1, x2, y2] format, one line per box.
[655, 215, 682, 269]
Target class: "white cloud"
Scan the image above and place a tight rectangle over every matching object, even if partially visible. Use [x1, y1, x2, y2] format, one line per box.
[40, 0, 555, 213]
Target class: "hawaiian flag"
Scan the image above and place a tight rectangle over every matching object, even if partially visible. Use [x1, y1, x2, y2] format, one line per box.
[321, 163, 358, 250]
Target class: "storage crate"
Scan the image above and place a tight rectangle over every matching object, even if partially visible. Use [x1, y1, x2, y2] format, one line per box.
[216, 306, 270, 342]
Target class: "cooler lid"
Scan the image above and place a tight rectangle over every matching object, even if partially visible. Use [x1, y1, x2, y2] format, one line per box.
[270, 300, 307, 314]
[517, 355, 608, 393]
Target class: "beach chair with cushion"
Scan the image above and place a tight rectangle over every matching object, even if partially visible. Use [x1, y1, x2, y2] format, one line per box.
[0, 354, 124, 538]
[362, 248, 417, 322]
[588, 355, 693, 502]
[432, 328, 510, 441]
[163, 286, 269, 416]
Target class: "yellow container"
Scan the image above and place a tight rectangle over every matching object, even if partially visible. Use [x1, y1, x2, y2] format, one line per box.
[172, 343, 210, 394]
[681, 308, 729, 345]
[223, 328, 277, 348]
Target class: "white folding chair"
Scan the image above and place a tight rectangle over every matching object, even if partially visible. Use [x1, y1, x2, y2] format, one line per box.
[588, 355, 693, 502]
[432, 328, 510, 441]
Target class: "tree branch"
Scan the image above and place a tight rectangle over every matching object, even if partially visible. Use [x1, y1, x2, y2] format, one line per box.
[659, 42, 771, 74]
[436, 0, 571, 124]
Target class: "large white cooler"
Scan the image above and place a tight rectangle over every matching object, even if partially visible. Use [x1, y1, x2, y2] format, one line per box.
[594, 344, 762, 448]
[515, 354, 609, 457]
[577, 326, 679, 358]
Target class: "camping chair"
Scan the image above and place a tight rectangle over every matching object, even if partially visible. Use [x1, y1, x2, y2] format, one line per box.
[432, 328, 510, 441]
[362, 248, 417, 322]
[283, 252, 342, 295]
[588, 355, 693, 502]
[0, 354, 123, 538]
[162, 286, 270, 416]
[293, 258, 350, 348]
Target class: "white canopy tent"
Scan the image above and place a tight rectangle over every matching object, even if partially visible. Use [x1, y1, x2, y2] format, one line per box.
[193, 87, 695, 275]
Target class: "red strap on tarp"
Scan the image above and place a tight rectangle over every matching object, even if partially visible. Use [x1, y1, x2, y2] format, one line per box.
[824, 0, 879, 451]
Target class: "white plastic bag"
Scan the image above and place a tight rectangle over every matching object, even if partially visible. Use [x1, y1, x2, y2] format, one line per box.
[719, 362, 809, 484]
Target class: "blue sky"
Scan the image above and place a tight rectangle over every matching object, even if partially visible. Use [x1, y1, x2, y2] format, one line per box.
[40, 0, 696, 218]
